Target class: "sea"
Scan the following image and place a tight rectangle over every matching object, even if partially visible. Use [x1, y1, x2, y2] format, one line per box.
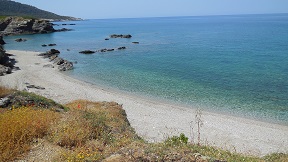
[3, 14, 288, 125]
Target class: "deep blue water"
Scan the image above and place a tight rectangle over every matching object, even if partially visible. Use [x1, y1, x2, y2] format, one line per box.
[3, 14, 288, 125]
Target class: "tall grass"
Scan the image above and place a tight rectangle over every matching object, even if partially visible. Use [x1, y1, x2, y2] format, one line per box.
[0, 107, 60, 161]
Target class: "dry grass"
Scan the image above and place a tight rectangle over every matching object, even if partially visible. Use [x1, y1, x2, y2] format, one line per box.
[0, 86, 14, 98]
[49, 100, 139, 161]
[0, 107, 60, 161]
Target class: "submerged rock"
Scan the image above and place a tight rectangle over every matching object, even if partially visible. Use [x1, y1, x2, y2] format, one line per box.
[15, 38, 27, 42]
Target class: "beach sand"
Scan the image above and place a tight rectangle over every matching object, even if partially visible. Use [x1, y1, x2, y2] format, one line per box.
[1, 50, 288, 156]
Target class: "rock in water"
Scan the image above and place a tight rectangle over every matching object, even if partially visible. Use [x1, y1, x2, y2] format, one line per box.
[15, 38, 27, 42]
[79, 50, 95, 54]
[110, 34, 132, 38]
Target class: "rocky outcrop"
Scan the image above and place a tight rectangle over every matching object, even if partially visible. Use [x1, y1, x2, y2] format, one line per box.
[0, 35, 5, 45]
[0, 17, 72, 36]
[0, 17, 55, 35]
[0, 45, 18, 76]
[110, 34, 132, 38]
[39, 49, 73, 71]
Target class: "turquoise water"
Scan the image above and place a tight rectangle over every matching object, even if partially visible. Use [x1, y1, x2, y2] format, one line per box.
[4, 14, 288, 125]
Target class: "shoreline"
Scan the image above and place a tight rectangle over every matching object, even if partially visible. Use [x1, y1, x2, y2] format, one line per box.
[67, 74, 288, 126]
[1, 50, 288, 156]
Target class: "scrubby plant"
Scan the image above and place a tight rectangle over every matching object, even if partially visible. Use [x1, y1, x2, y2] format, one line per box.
[0, 107, 60, 161]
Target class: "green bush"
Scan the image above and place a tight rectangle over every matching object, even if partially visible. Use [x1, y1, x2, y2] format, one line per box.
[164, 133, 188, 146]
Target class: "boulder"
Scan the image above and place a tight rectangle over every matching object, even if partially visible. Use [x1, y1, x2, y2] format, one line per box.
[0, 35, 5, 45]
[49, 49, 60, 54]
[0, 97, 10, 108]
[53, 57, 64, 65]
[0, 65, 6, 76]
[0, 65, 12, 76]
[41, 44, 47, 47]
[79, 50, 95, 54]
[58, 61, 73, 71]
[5, 66, 12, 74]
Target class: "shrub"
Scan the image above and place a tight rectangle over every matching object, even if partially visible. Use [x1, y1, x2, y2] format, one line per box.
[164, 133, 189, 146]
[0, 107, 60, 161]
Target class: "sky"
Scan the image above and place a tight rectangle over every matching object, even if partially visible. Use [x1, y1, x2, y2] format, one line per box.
[14, 0, 288, 19]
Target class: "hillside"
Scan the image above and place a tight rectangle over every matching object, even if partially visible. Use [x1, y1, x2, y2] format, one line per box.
[0, 0, 79, 20]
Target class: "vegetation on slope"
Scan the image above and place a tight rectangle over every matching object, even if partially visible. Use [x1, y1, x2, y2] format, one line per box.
[0, 0, 77, 20]
[0, 86, 287, 161]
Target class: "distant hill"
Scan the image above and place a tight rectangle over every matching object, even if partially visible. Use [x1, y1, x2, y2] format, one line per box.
[0, 0, 79, 20]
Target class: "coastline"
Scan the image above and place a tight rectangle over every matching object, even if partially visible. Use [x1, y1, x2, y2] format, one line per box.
[1, 50, 288, 156]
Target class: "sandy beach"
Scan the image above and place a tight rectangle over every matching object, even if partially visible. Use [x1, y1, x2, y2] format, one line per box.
[1, 50, 288, 156]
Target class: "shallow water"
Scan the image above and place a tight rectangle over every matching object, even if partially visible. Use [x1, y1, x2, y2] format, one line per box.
[4, 14, 288, 125]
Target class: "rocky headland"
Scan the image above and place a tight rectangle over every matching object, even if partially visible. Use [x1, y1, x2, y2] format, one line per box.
[0, 17, 72, 36]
